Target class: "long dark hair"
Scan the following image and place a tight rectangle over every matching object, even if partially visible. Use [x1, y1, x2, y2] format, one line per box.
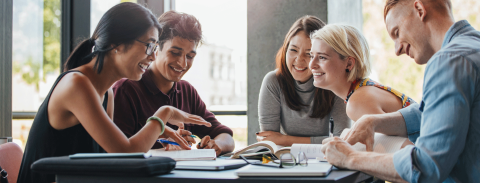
[64, 2, 162, 73]
[275, 15, 335, 118]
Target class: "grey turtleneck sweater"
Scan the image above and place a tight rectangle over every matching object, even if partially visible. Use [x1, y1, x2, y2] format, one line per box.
[258, 71, 351, 144]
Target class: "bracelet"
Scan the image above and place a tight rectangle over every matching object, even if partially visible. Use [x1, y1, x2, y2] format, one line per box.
[147, 116, 165, 135]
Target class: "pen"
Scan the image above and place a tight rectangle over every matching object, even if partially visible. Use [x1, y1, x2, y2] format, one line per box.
[157, 139, 192, 147]
[157, 139, 180, 146]
[190, 134, 199, 139]
[329, 117, 334, 138]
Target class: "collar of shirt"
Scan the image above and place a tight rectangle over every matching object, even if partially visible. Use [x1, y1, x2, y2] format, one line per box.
[441, 20, 471, 48]
[141, 69, 182, 96]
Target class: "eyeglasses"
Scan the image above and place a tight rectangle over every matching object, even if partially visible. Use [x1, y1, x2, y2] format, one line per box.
[136, 39, 159, 56]
[239, 152, 308, 168]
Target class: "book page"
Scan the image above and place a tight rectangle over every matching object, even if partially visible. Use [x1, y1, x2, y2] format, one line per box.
[230, 141, 281, 158]
[341, 128, 407, 153]
[290, 144, 324, 159]
[149, 149, 216, 161]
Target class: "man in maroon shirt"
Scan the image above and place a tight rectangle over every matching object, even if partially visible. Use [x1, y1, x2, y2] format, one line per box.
[112, 11, 234, 156]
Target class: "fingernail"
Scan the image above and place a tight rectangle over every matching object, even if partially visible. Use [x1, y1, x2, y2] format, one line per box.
[255, 132, 259, 134]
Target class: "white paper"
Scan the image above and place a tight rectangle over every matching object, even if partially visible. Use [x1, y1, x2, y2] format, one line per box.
[341, 128, 407, 153]
[149, 149, 216, 161]
[290, 144, 324, 159]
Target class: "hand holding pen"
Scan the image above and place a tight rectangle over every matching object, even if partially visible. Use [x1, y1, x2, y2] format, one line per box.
[176, 127, 197, 146]
[158, 135, 198, 151]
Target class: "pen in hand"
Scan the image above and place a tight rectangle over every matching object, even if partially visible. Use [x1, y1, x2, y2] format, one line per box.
[190, 134, 199, 139]
[329, 117, 334, 138]
[157, 139, 191, 147]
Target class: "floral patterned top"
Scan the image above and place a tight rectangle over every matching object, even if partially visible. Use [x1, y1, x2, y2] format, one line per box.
[345, 78, 415, 108]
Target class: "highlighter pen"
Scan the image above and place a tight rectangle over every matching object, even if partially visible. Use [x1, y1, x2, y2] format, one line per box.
[157, 139, 192, 147]
[190, 134, 199, 139]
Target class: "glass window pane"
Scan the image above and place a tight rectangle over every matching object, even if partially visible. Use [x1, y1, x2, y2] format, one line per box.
[11, 119, 34, 151]
[363, 0, 480, 103]
[12, 0, 61, 112]
[12, 0, 61, 148]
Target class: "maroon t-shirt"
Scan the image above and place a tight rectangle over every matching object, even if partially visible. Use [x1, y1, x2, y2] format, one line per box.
[112, 70, 233, 149]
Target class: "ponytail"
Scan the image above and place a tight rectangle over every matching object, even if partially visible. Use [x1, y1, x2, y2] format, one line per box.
[63, 38, 95, 71]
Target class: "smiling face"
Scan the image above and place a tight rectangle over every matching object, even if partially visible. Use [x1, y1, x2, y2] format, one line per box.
[385, 4, 434, 65]
[115, 26, 159, 81]
[309, 39, 350, 90]
[152, 36, 197, 83]
[286, 31, 313, 83]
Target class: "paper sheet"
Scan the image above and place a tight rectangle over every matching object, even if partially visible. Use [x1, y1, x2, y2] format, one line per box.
[290, 144, 324, 159]
[149, 149, 216, 161]
[341, 128, 407, 153]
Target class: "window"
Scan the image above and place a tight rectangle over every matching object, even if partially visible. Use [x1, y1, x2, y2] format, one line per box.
[175, 0, 248, 150]
[91, 0, 137, 35]
[12, 0, 62, 149]
[363, 0, 480, 103]
[11, 0, 138, 150]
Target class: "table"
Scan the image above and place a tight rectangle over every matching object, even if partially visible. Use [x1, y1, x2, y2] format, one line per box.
[56, 167, 372, 183]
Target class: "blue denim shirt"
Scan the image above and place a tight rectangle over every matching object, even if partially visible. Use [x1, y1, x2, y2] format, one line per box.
[394, 20, 480, 183]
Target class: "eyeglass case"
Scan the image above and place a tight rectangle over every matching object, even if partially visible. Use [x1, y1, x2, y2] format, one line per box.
[31, 156, 176, 177]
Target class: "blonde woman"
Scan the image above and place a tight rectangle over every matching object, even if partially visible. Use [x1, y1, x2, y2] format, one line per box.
[256, 16, 350, 146]
[308, 24, 416, 123]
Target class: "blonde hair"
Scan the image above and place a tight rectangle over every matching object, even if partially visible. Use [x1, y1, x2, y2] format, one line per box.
[310, 24, 371, 82]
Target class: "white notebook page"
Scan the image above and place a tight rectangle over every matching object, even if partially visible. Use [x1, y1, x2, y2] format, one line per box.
[149, 149, 216, 161]
[341, 128, 407, 153]
[290, 144, 325, 159]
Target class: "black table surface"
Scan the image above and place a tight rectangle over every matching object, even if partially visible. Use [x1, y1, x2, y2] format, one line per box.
[56, 166, 372, 183]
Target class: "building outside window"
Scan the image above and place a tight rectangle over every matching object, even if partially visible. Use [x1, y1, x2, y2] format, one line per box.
[176, 0, 248, 150]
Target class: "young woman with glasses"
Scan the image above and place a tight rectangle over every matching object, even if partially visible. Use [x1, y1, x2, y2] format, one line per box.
[17, 3, 211, 183]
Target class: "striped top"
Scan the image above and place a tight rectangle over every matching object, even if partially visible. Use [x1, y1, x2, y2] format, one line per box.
[345, 78, 415, 108]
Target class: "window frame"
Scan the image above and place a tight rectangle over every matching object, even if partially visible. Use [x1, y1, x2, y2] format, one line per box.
[0, 0, 13, 138]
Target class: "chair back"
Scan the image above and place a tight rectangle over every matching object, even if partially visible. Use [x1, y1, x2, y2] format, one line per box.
[0, 142, 23, 183]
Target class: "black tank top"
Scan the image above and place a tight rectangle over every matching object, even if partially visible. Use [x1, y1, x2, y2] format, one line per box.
[17, 70, 108, 183]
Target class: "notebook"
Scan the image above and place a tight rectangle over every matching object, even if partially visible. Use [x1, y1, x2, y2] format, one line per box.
[175, 159, 255, 170]
[235, 161, 332, 177]
[148, 149, 216, 161]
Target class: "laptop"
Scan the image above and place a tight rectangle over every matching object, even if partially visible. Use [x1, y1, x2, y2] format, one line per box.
[175, 159, 257, 171]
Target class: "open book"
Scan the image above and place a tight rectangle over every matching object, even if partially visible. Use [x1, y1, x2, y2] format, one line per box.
[148, 149, 216, 161]
[229, 141, 291, 159]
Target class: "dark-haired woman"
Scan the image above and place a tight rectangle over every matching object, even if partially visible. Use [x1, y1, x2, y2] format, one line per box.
[257, 16, 350, 146]
[17, 3, 210, 183]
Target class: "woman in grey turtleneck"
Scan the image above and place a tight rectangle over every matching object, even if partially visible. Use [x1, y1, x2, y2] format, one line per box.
[256, 16, 351, 146]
